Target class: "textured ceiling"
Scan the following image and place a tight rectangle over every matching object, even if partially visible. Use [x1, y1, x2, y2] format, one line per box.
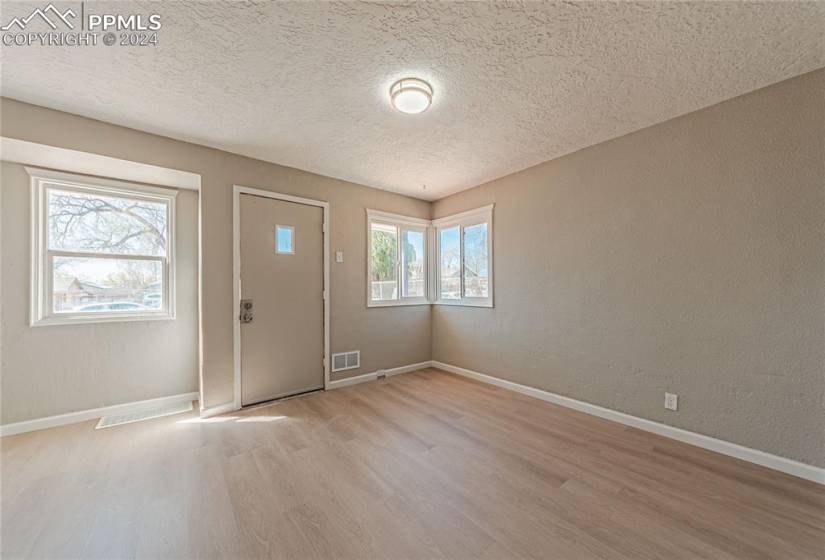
[1, 1, 824, 200]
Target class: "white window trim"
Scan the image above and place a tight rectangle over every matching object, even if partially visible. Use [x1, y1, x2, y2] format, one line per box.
[28, 167, 177, 326]
[365, 205, 494, 309]
[275, 224, 295, 254]
[433, 204, 494, 308]
[366, 209, 430, 308]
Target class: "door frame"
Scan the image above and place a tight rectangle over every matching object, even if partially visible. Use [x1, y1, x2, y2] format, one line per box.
[232, 185, 330, 411]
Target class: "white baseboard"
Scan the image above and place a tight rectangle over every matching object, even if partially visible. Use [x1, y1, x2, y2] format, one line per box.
[1, 391, 200, 437]
[387, 361, 433, 377]
[431, 361, 824, 485]
[328, 371, 377, 389]
[199, 401, 238, 419]
[328, 361, 431, 390]
[202, 362, 431, 415]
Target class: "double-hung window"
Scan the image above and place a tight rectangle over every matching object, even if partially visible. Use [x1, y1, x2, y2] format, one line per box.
[30, 168, 176, 325]
[367, 210, 429, 307]
[366, 205, 493, 308]
[433, 205, 493, 307]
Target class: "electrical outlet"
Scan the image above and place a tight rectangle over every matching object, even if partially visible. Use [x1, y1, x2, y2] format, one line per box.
[336, 251, 344, 263]
[664, 392, 678, 411]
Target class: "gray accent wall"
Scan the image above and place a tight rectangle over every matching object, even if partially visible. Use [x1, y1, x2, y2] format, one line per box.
[431, 69, 825, 468]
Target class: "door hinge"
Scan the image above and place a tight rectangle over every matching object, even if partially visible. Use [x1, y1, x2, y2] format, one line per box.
[322, 290, 327, 300]
[322, 223, 326, 233]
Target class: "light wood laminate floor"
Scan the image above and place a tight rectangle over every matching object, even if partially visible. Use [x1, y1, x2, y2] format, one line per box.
[2, 368, 823, 559]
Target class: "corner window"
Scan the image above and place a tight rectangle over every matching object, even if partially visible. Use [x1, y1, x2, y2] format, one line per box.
[30, 168, 176, 326]
[434, 205, 493, 307]
[367, 210, 429, 307]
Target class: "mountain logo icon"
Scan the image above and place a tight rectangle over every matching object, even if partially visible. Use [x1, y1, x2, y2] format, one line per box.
[1, 3, 77, 31]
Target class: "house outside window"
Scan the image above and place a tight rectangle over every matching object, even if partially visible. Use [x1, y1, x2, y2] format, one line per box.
[29, 168, 176, 326]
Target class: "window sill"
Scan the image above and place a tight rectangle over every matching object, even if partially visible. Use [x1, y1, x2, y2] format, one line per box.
[367, 299, 430, 308]
[31, 312, 175, 327]
[366, 300, 494, 309]
[434, 300, 494, 308]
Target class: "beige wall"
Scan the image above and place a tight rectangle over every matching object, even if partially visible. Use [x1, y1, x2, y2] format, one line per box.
[2, 70, 821, 467]
[0, 98, 432, 417]
[432, 69, 825, 468]
[1, 162, 200, 423]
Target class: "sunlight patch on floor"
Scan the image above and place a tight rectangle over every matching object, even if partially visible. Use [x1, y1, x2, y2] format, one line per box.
[176, 415, 286, 424]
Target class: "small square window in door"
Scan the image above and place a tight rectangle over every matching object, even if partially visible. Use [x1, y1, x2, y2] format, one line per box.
[276, 225, 294, 254]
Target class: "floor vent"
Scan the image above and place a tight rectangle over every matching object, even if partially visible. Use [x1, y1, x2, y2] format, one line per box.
[95, 400, 193, 429]
[332, 350, 360, 372]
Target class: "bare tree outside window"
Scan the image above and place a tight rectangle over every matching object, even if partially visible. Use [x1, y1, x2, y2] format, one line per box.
[439, 226, 461, 299]
[49, 189, 166, 256]
[463, 223, 488, 298]
[435, 207, 493, 305]
[47, 188, 169, 313]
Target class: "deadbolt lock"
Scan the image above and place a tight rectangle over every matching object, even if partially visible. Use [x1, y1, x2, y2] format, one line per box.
[240, 299, 254, 323]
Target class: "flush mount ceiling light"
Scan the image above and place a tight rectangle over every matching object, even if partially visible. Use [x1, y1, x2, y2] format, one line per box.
[389, 77, 433, 114]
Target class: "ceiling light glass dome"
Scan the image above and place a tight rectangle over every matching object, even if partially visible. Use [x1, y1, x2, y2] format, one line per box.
[390, 78, 433, 114]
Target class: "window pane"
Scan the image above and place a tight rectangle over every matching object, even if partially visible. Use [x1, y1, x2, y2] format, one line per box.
[402, 230, 425, 298]
[370, 223, 398, 301]
[463, 223, 489, 298]
[276, 225, 294, 253]
[439, 226, 461, 300]
[53, 256, 163, 313]
[48, 188, 167, 256]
